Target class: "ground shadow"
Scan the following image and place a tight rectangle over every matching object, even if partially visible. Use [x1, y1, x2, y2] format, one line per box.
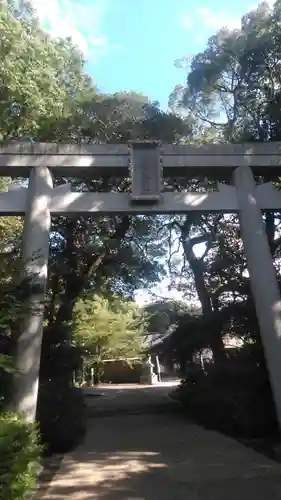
[36, 386, 281, 500]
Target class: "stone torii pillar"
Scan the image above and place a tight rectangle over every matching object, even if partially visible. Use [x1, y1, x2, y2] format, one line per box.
[12, 166, 53, 422]
[233, 165, 281, 427]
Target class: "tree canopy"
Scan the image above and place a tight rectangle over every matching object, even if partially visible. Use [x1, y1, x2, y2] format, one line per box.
[0, 0, 94, 140]
[74, 295, 147, 361]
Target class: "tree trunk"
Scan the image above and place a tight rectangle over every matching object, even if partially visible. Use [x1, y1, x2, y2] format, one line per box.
[182, 235, 225, 364]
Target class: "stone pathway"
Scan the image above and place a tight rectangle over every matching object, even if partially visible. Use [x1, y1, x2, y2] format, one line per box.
[36, 383, 281, 499]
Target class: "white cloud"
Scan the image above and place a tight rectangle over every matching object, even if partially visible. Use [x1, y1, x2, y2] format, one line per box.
[30, 0, 109, 57]
[196, 6, 241, 31]
[182, 1, 276, 34]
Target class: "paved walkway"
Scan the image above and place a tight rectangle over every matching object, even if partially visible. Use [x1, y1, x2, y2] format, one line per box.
[37, 383, 281, 499]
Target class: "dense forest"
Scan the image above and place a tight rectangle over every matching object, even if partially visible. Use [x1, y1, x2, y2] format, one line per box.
[1, 1, 281, 497]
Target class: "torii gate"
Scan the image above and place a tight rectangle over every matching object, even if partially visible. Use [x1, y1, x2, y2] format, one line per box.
[2, 141, 281, 424]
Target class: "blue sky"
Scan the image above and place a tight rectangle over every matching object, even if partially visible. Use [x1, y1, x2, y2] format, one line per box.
[32, 0, 274, 110]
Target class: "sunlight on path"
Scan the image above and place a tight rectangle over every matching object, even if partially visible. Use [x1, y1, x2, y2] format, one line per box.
[36, 385, 281, 500]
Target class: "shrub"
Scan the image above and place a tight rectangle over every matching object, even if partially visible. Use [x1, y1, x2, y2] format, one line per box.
[174, 352, 278, 438]
[37, 381, 86, 453]
[0, 412, 42, 500]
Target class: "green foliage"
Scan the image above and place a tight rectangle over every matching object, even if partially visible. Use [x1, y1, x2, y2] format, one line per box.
[0, 179, 23, 328]
[74, 294, 147, 361]
[0, 275, 37, 410]
[0, 178, 22, 251]
[173, 347, 278, 438]
[164, 6, 281, 440]
[47, 90, 192, 143]
[36, 382, 86, 453]
[0, 412, 42, 500]
[0, 0, 93, 139]
[170, 0, 281, 142]
[145, 300, 194, 346]
[0, 354, 14, 374]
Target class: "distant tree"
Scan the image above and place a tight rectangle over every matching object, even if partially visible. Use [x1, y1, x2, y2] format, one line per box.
[73, 294, 147, 361]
